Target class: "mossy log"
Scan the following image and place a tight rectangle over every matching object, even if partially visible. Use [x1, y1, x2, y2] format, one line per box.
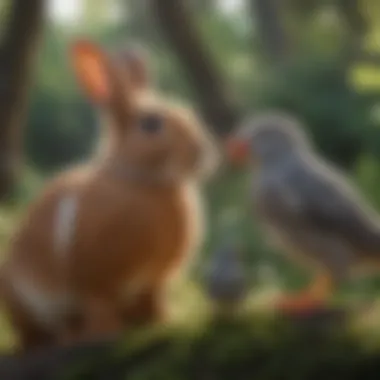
[0, 308, 379, 380]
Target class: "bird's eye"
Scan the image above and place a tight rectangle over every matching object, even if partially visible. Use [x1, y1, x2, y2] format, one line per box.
[139, 113, 163, 134]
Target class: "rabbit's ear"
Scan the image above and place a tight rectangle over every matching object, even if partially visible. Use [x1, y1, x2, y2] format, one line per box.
[119, 47, 150, 90]
[70, 40, 111, 104]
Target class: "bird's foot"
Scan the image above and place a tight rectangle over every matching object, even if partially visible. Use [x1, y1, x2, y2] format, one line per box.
[275, 293, 327, 315]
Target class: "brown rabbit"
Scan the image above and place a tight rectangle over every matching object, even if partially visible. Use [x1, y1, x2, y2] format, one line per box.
[0, 40, 219, 352]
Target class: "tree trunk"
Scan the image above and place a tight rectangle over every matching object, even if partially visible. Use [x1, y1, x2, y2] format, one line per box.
[250, 0, 290, 62]
[0, 0, 46, 200]
[148, 0, 240, 136]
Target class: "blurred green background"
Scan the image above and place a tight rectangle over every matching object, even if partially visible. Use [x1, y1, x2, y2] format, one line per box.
[1, 0, 380, 351]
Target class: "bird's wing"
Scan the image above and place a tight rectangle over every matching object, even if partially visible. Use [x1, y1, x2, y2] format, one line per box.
[278, 161, 380, 249]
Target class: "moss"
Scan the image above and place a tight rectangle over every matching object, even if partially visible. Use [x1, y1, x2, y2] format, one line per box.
[61, 308, 380, 380]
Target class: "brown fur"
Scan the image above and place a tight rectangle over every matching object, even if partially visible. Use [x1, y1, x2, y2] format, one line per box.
[0, 40, 218, 352]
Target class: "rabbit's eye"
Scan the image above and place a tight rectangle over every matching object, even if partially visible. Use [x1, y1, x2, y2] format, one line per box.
[139, 113, 163, 134]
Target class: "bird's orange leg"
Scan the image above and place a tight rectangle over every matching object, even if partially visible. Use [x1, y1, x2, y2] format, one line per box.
[275, 273, 334, 313]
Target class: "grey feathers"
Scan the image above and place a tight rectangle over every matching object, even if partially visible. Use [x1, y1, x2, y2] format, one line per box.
[240, 111, 380, 280]
[255, 151, 380, 254]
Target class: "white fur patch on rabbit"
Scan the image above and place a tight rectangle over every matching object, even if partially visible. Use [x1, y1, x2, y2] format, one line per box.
[8, 271, 72, 329]
[185, 183, 205, 253]
[54, 193, 78, 257]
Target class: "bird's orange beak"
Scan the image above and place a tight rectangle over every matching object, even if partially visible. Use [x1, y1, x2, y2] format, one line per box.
[225, 137, 250, 166]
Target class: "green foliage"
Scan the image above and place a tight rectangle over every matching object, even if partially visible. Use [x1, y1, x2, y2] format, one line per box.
[248, 54, 380, 169]
[24, 25, 99, 172]
[354, 154, 380, 209]
[23, 0, 380, 174]
[0, 0, 11, 40]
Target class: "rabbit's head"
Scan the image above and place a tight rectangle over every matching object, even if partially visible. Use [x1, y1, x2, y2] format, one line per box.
[70, 40, 219, 184]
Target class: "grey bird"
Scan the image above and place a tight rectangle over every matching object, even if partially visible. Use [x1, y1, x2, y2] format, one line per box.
[225, 111, 380, 312]
[203, 233, 248, 316]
